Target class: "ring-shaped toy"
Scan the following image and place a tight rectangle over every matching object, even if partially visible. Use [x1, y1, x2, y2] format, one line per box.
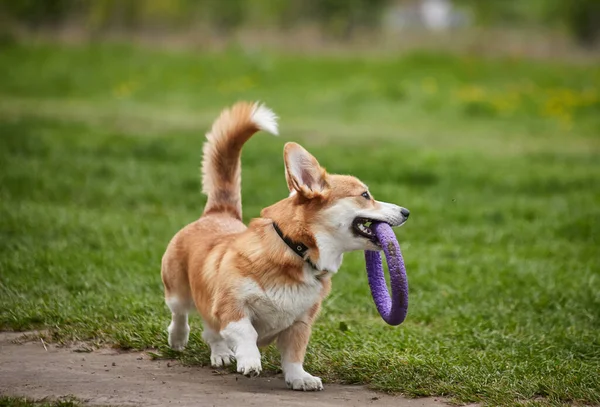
[364, 222, 409, 326]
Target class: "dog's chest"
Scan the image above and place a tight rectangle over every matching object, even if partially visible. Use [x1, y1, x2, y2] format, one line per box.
[242, 279, 322, 339]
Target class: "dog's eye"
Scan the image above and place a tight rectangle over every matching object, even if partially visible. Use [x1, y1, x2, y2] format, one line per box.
[361, 191, 370, 200]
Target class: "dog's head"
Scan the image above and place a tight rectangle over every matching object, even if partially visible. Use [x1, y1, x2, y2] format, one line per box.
[262, 142, 409, 271]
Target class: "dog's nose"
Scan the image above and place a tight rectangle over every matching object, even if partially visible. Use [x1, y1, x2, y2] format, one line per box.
[400, 208, 410, 218]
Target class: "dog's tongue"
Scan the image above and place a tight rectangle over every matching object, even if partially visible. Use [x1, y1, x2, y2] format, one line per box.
[364, 222, 409, 326]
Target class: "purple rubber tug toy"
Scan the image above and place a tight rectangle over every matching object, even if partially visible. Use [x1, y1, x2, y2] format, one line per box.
[364, 222, 409, 326]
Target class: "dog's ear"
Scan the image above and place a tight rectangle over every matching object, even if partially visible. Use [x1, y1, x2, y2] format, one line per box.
[283, 142, 328, 198]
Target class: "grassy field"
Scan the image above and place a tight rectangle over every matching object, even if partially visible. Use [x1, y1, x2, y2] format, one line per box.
[0, 43, 599, 406]
[0, 397, 79, 407]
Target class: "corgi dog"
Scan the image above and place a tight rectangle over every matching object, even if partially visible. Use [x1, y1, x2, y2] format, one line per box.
[161, 101, 409, 391]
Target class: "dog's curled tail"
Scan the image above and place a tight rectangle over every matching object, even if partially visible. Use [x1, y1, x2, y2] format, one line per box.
[201, 101, 278, 220]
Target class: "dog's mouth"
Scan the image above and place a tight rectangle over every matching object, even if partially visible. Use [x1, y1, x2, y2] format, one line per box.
[352, 217, 382, 244]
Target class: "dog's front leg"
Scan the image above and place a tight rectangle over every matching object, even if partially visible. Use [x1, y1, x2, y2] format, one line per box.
[277, 320, 323, 391]
[220, 317, 262, 377]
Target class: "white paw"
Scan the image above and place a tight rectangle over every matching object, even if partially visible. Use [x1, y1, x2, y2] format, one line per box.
[211, 349, 234, 367]
[168, 334, 188, 351]
[283, 363, 324, 391]
[205, 335, 234, 367]
[236, 356, 262, 377]
[168, 322, 189, 351]
[286, 372, 323, 391]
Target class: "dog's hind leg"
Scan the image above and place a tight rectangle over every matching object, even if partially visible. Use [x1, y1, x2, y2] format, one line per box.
[162, 243, 195, 351]
[202, 323, 234, 367]
[165, 296, 194, 351]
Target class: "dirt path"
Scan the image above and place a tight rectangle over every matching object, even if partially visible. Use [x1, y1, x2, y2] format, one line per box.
[0, 332, 449, 407]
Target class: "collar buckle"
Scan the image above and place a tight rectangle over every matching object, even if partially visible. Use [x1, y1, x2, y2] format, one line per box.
[272, 222, 324, 277]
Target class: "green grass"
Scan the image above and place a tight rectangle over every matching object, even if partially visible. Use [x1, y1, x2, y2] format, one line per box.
[0, 397, 81, 407]
[1, 43, 599, 406]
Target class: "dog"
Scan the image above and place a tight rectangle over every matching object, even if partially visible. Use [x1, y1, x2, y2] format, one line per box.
[160, 101, 409, 391]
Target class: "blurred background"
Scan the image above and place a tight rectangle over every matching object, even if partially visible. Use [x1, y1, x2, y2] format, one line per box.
[1, 0, 599, 57]
[1, 2, 599, 404]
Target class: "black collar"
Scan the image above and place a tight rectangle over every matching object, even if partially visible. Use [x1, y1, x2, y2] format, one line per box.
[272, 222, 322, 273]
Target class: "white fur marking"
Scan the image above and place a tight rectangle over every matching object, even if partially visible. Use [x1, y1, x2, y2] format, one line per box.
[220, 318, 262, 376]
[202, 324, 234, 367]
[283, 362, 323, 391]
[166, 297, 193, 351]
[313, 232, 345, 273]
[314, 197, 405, 258]
[240, 278, 322, 341]
[251, 103, 279, 135]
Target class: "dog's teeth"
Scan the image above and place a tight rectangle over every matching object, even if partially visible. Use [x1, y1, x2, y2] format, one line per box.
[357, 223, 372, 235]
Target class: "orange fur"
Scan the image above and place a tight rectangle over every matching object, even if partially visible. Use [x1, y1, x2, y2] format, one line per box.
[201, 102, 260, 219]
[276, 281, 330, 363]
[162, 102, 329, 333]
[160, 101, 408, 391]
